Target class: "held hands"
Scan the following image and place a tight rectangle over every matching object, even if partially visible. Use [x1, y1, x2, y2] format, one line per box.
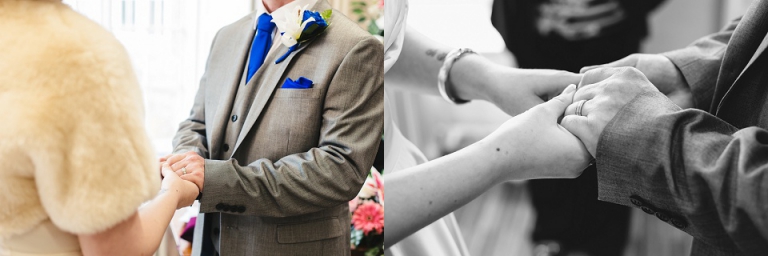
[482, 83, 592, 180]
[160, 151, 205, 192]
[561, 67, 660, 157]
[160, 163, 199, 209]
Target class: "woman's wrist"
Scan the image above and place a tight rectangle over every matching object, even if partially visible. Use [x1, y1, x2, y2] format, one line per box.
[472, 134, 523, 182]
[159, 185, 182, 204]
[448, 54, 498, 102]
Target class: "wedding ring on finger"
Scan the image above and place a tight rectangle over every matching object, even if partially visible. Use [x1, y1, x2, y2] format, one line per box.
[575, 100, 588, 117]
[181, 167, 187, 176]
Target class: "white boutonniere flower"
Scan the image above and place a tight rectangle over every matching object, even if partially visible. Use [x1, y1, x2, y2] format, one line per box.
[271, 4, 332, 64]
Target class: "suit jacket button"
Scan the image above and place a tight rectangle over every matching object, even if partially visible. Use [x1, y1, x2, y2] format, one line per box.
[223, 144, 230, 152]
[655, 211, 670, 222]
[641, 206, 655, 215]
[231, 115, 238, 122]
[215, 203, 224, 211]
[238, 206, 246, 213]
[671, 218, 687, 229]
[629, 195, 644, 207]
[222, 204, 231, 212]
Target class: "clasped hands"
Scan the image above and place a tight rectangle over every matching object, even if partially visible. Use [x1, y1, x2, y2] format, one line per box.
[562, 53, 691, 157]
[158, 151, 206, 209]
[485, 54, 689, 181]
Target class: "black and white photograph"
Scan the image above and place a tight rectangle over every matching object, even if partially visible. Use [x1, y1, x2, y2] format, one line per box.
[384, 0, 767, 255]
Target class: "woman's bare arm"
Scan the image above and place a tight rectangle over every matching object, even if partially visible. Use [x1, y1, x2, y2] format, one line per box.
[78, 165, 198, 256]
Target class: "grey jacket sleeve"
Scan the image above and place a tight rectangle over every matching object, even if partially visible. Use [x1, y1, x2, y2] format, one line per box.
[595, 91, 768, 253]
[200, 37, 384, 218]
[662, 18, 740, 111]
[171, 79, 209, 157]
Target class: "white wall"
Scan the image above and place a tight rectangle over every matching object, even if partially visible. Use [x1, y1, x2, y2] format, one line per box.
[643, 0, 721, 53]
[642, 0, 751, 54]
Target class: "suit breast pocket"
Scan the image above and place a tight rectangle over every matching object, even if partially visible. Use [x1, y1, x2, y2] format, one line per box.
[261, 90, 324, 154]
[273, 88, 323, 99]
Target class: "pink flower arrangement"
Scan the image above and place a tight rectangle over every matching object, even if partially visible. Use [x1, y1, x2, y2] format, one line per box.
[349, 168, 384, 254]
[351, 201, 384, 235]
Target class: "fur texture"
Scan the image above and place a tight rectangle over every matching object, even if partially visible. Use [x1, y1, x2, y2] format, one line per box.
[0, 0, 159, 238]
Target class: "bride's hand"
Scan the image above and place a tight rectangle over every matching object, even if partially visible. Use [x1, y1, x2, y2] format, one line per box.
[481, 67, 582, 116]
[160, 163, 199, 209]
[479, 83, 592, 180]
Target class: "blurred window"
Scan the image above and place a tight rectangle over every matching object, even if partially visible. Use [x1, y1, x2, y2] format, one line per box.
[63, 0, 252, 155]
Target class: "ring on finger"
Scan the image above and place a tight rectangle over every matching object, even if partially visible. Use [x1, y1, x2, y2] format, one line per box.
[575, 100, 588, 117]
[181, 167, 187, 175]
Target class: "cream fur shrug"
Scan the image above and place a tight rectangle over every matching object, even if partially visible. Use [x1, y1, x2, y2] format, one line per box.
[0, 0, 159, 238]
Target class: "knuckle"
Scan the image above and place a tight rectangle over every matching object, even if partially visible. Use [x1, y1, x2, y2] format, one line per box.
[621, 67, 645, 80]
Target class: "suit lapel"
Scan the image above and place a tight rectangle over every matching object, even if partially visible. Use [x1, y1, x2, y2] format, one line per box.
[732, 32, 768, 84]
[714, 0, 768, 114]
[210, 14, 257, 159]
[230, 0, 331, 156]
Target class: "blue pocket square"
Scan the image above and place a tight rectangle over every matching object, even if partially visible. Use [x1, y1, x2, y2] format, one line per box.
[282, 77, 313, 89]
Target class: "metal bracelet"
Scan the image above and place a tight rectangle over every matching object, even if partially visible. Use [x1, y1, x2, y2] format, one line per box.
[437, 48, 476, 104]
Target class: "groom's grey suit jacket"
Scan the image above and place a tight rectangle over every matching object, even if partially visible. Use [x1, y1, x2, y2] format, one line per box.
[595, 0, 768, 255]
[171, 1, 384, 255]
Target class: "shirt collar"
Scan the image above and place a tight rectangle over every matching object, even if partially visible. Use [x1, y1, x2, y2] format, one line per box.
[253, 0, 269, 30]
[254, 0, 319, 29]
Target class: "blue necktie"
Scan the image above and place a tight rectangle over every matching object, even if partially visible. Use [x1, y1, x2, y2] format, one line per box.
[246, 13, 275, 83]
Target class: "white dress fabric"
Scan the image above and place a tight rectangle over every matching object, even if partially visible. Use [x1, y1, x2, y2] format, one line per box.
[384, 0, 470, 255]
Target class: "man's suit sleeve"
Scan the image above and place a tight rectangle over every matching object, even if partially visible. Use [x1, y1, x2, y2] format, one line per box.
[662, 18, 741, 111]
[200, 37, 384, 218]
[595, 91, 768, 252]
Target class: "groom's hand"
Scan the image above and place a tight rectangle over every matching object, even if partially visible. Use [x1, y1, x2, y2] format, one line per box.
[561, 67, 660, 157]
[165, 151, 205, 192]
[581, 53, 693, 108]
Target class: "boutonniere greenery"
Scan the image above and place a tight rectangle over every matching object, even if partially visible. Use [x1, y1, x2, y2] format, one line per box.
[272, 5, 332, 64]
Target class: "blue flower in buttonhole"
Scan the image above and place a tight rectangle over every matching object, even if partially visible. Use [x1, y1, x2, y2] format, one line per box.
[302, 10, 328, 36]
[272, 4, 332, 64]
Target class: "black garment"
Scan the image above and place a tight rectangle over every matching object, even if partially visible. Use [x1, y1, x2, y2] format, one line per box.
[527, 166, 631, 255]
[491, 0, 665, 255]
[492, 0, 665, 72]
